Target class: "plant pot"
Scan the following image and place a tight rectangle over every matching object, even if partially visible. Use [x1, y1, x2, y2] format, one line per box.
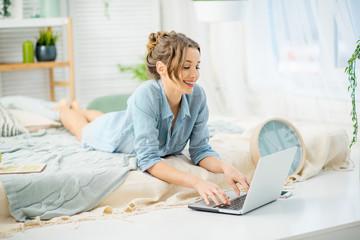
[193, 0, 248, 22]
[35, 45, 57, 62]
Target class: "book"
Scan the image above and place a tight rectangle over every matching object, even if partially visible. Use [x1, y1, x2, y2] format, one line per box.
[0, 163, 47, 174]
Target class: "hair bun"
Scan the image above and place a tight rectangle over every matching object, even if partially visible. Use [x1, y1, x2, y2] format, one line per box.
[146, 31, 168, 53]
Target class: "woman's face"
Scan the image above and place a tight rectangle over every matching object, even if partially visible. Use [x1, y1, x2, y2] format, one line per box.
[176, 47, 200, 94]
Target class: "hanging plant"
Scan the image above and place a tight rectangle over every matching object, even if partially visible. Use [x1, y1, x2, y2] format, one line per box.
[345, 37, 360, 148]
[0, 0, 11, 17]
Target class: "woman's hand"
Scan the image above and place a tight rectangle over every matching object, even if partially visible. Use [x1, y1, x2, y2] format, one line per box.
[222, 164, 251, 196]
[147, 161, 230, 206]
[193, 178, 230, 206]
[198, 156, 251, 196]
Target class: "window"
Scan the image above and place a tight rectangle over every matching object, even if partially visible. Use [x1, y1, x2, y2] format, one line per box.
[269, 0, 320, 76]
[335, 0, 360, 68]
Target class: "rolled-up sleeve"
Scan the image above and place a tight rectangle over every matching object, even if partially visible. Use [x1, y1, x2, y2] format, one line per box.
[130, 89, 162, 172]
[189, 89, 220, 165]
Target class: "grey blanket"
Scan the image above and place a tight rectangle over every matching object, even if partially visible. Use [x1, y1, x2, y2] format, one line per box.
[0, 128, 137, 221]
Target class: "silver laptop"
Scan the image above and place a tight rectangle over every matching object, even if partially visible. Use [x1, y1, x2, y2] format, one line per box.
[188, 147, 297, 215]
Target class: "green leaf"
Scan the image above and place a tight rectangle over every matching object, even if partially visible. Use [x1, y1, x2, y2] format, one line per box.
[345, 37, 360, 148]
[36, 28, 59, 46]
[118, 54, 148, 81]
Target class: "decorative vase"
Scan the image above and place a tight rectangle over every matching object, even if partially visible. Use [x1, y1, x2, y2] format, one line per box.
[40, 0, 60, 18]
[193, 0, 248, 22]
[35, 44, 57, 62]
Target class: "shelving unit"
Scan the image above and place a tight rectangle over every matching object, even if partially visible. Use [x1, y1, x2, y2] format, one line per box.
[0, 17, 75, 101]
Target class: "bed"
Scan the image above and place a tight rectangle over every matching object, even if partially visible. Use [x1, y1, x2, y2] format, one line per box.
[0, 96, 352, 238]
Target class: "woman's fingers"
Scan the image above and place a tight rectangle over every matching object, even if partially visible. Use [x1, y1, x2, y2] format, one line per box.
[207, 192, 220, 206]
[195, 179, 230, 205]
[226, 175, 251, 196]
[213, 189, 230, 205]
[225, 168, 251, 194]
[229, 181, 241, 196]
[240, 177, 250, 192]
[204, 188, 230, 205]
[215, 189, 230, 205]
[202, 193, 210, 205]
[245, 177, 251, 189]
[232, 174, 250, 192]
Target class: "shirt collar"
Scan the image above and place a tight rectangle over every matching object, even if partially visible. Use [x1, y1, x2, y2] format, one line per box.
[158, 80, 173, 119]
[158, 80, 191, 120]
[179, 95, 191, 120]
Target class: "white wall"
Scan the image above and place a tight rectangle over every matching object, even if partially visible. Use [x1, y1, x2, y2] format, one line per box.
[68, 0, 161, 107]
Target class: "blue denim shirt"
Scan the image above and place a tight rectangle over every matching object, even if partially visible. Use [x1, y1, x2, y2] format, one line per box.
[81, 80, 220, 171]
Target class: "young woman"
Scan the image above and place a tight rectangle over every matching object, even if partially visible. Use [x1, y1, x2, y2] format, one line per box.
[58, 31, 250, 206]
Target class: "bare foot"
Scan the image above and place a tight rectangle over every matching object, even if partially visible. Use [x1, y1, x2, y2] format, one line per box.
[70, 100, 82, 111]
[52, 99, 68, 110]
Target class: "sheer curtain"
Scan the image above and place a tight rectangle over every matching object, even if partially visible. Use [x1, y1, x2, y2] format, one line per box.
[160, 0, 222, 116]
[160, 0, 249, 117]
[161, 0, 359, 126]
[245, 0, 360, 126]
[334, 0, 359, 67]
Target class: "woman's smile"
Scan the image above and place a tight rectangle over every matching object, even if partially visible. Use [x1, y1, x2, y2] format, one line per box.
[183, 80, 196, 87]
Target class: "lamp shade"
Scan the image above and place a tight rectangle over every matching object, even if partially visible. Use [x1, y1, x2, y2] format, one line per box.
[193, 0, 248, 22]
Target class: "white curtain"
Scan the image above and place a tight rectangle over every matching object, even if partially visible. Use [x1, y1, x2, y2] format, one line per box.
[334, 0, 359, 67]
[161, 0, 359, 127]
[245, 0, 359, 126]
[160, 0, 249, 117]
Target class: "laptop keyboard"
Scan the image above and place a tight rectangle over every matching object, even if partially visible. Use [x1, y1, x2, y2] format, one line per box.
[215, 194, 247, 210]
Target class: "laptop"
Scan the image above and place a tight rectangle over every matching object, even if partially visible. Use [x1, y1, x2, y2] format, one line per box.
[188, 147, 297, 215]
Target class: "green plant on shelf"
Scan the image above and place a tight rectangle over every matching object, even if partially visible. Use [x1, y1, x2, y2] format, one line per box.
[36, 28, 59, 46]
[0, 0, 11, 17]
[118, 54, 148, 81]
[345, 37, 360, 148]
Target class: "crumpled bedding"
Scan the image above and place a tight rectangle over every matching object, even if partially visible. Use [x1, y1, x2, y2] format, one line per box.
[0, 128, 137, 221]
[0, 117, 353, 238]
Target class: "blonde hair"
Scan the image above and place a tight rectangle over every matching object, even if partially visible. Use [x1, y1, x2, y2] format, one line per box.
[146, 31, 200, 81]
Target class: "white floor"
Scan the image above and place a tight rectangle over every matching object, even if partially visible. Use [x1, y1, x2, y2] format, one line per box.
[6, 146, 360, 240]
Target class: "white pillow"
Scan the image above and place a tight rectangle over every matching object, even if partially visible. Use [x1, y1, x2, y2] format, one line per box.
[0, 103, 29, 137]
[9, 109, 62, 133]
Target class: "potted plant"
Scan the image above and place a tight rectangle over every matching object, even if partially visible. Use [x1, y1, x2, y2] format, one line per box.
[35, 28, 59, 62]
[0, 0, 11, 18]
[345, 37, 360, 148]
[0, 0, 22, 19]
[118, 54, 148, 81]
